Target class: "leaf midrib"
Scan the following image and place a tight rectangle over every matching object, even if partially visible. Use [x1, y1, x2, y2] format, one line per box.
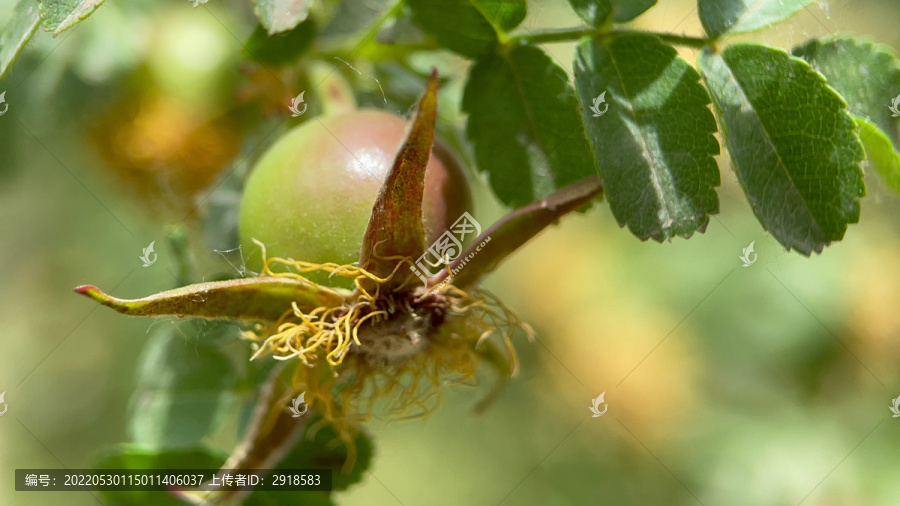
[603, 37, 675, 228]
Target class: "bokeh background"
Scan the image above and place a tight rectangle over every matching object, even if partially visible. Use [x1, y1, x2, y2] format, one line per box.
[2, 0, 900, 504]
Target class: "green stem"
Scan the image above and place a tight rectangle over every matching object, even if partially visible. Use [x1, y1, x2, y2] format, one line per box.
[347, 1, 405, 54]
[508, 27, 713, 49]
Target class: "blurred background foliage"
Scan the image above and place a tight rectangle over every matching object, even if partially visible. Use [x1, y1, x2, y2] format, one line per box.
[1, 0, 900, 504]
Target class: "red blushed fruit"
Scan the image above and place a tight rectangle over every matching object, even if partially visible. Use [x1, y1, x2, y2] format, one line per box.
[239, 110, 472, 282]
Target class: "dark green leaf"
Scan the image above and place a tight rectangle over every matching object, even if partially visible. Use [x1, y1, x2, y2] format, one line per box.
[127, 321, 239, 449]
[567, 0, 612, 27]
[253, 0, 313, 35]
[699, 44, 865, 255]
[94, 445, 225, 505]
[574, 34, 720, 241]
[406, 0, 526, 58]
[792, 37, 900, 141]
[281, 417, 373, 491]
[857, 118, 900, 193]
[699, 0, 814, 38]
[0, 0, 40, 77]
[39, 0, 105, 36]
[462, 45, 597, 207]
[611, 0, 657, 22]
[244, 19, 317, 66]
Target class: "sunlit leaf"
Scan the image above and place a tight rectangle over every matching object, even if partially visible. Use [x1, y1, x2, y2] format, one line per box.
[856, 118, 900, 193]
[0, 0, 40, 77]
[462, 45, 597, 208]
[699, 44, 865, 255]
[575, 34, 720, 241]
[406, 0, 526, 58]
[699, 0, 814, 38]
[253, 0, 314, 35]
[39, 0, 105, 36]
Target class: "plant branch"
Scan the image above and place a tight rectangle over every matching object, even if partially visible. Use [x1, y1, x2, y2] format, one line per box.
[508, 27, 712, 49]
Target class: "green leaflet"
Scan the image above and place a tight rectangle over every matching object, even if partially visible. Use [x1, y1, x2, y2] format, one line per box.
[462, 45, 597, 208]
[253, 0, 313, 35]
[567, 0, 612, 27]
[857, 118, 900, 193]
[95, 445, 226, 505]
[406, 0, 526, 58]
[611, 0, 656, 22]
[699, 44, 865, 255]
[793, 36, 900, 192]
[0, 0, 40, 77]
[567, 0, 655, 26]
[39, 0, 105, 35]
[699, 0, 814, 38]
[574, 34, 720, 241]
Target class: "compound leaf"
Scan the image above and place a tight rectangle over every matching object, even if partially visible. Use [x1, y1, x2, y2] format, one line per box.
[699, 44, 865, 255]
[0, 0, 40, 77]
[699, 0, 814, 39]
[462, 45, 597, 208]
[792, 36, 900, 139]
[39, 0, 105, 36]
[406, 0, 526, 58]
[574, 34, 720, 241]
